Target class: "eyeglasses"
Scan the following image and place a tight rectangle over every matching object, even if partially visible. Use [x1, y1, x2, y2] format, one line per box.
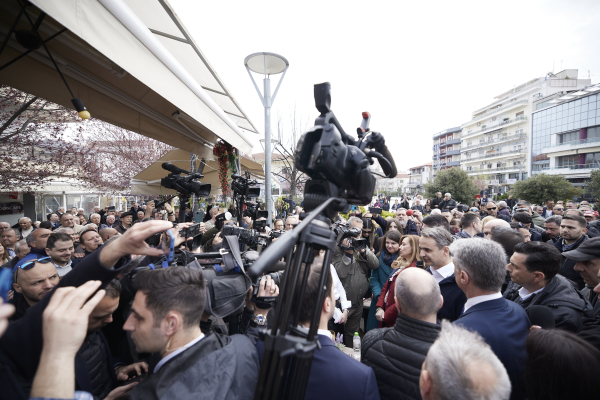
[487, 207, 497, 210]
[554, 208, 564, 211]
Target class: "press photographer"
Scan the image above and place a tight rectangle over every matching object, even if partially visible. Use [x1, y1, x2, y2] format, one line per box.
[332, 216, 379, 347]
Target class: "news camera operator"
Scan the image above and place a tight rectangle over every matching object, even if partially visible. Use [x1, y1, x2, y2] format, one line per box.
[333, 216, 379, 347]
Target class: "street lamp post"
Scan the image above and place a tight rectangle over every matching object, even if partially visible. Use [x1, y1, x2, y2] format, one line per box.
[244, 52, 289, 226]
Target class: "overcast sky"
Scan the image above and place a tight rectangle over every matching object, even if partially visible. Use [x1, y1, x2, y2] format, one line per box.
[170, 0, 600, 172]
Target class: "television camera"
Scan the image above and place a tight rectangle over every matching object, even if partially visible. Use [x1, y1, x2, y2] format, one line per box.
[248, 82, 397, 400]
[160, 162, 211, 223]
[232, 173, 262, 226]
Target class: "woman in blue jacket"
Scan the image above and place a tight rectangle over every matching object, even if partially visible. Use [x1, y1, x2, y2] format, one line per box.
[365, 230, 402, 332]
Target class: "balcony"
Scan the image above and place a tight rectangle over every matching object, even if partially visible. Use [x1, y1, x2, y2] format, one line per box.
[541, 136, 600, 154]
[447, 160, 460, 167]
[541, 163, 599, 176]
[444, 149, 460, 156]
[435, 138, 461, 148]
[461, 116, 528, 140]
[466, 165, 526, 174]
[462, 99, 529, 127]
[462, 148, 526, 163]
[461, 133, 527, 152]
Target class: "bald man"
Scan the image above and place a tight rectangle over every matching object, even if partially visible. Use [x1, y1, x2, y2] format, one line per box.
[99, 228, 120, 242]
[11, 254, 60, 321]
[362, 268, 443, 400]
[483, 219, 510, 239]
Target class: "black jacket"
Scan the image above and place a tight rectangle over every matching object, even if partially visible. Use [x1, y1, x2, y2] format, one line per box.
[432, 197, 443, 209]
[504, 275, 592, 332]
[0, 248, 126, 395]
[362, 314, 441, 400]
[131, 333, 258, 400]
[552, 236, 587, 290]
[438, 198, 457, 211]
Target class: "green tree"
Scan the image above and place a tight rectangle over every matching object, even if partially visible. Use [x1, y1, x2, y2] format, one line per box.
[588, 169, 600, 201]
[512, 173, 583, 205]
[424, 168, 480, 205]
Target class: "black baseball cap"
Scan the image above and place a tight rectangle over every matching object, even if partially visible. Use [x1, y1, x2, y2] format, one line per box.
[563, 237, 600, 261]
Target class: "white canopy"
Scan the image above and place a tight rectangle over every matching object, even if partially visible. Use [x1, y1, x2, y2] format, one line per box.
[1, 0, 257, 156]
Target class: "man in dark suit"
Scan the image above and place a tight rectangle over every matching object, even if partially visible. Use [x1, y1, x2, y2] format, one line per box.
[257, 257, 381, 400]
[419, 227, 466, 321]
[450, 239, 530, 400]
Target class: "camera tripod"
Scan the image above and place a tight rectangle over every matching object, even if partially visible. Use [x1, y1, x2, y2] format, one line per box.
[248, 181, 347, 400]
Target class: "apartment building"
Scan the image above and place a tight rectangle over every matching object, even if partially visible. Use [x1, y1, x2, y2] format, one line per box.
[405, 162, 433, 194]
[432, 126, 462, 177]
[460, 69, 591, 194]
[531, 81, 600, 198]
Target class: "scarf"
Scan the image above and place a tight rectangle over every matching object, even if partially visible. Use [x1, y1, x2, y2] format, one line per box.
[381, 249, 399, 266]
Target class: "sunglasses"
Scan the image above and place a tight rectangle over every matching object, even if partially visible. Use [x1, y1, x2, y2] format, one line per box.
[18, 256, 52, 271]
[554, 208, 564, 211]
[487, 207, 497, 210]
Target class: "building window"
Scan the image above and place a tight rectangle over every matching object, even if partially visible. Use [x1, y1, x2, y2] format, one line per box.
[585, 152, 600, 166]
[558, 155, 578, 167]
[559, 131, 579, 144]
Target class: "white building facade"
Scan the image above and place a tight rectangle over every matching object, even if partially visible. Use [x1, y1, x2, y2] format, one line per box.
[432, 126, 462, 177]
[460, 69, 591, 194]
[405, 162, 433, 194]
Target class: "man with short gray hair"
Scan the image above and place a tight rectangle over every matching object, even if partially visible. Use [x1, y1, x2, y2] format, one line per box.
[451, 239, 530, 400]
[285, 215, 299, 231]
[420, 227, 466, 321]
[419, 321, 511, 400]
[438, 193, 457, 212]
[362, 268, 442, 400]
[18, 217, 36, 239]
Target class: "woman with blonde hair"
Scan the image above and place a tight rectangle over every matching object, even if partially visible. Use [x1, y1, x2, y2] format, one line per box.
[375, 234, 422, 327]
[481, 215, 496, 233]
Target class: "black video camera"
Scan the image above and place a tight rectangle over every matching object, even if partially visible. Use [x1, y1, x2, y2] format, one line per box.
[232, 174, 260, 198]
[333, 222, 361, 251]
[294, 82, 397, 217]
[222, 224, 261, 249]
[161, 162, 211, 197]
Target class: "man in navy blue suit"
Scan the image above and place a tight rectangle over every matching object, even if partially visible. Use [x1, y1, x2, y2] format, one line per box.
[451, 239, 530, 400]
[257, 257, 381, 400]
[419, 227, 467, 322]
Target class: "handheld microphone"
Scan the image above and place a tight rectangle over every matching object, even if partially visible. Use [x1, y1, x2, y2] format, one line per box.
[527, 305, 556, 329]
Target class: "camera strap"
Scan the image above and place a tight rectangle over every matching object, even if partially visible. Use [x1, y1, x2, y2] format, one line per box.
[219, 236, 245, 273]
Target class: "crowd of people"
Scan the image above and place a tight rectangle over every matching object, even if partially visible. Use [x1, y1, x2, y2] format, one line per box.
[0, 191, 599, 400]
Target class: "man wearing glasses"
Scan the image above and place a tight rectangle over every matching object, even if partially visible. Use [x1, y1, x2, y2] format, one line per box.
[484, 202, 511, 223]
[11, 254, 59, 321]
[553, 205, 565, 216]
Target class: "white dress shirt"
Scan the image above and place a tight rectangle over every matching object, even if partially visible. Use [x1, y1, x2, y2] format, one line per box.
[154, 333, 205, 373]
[330, 264, 351, 310]
[430, 262, 455, 284]
[518, 286, 545, 301]
[463, 292, 503, 313]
